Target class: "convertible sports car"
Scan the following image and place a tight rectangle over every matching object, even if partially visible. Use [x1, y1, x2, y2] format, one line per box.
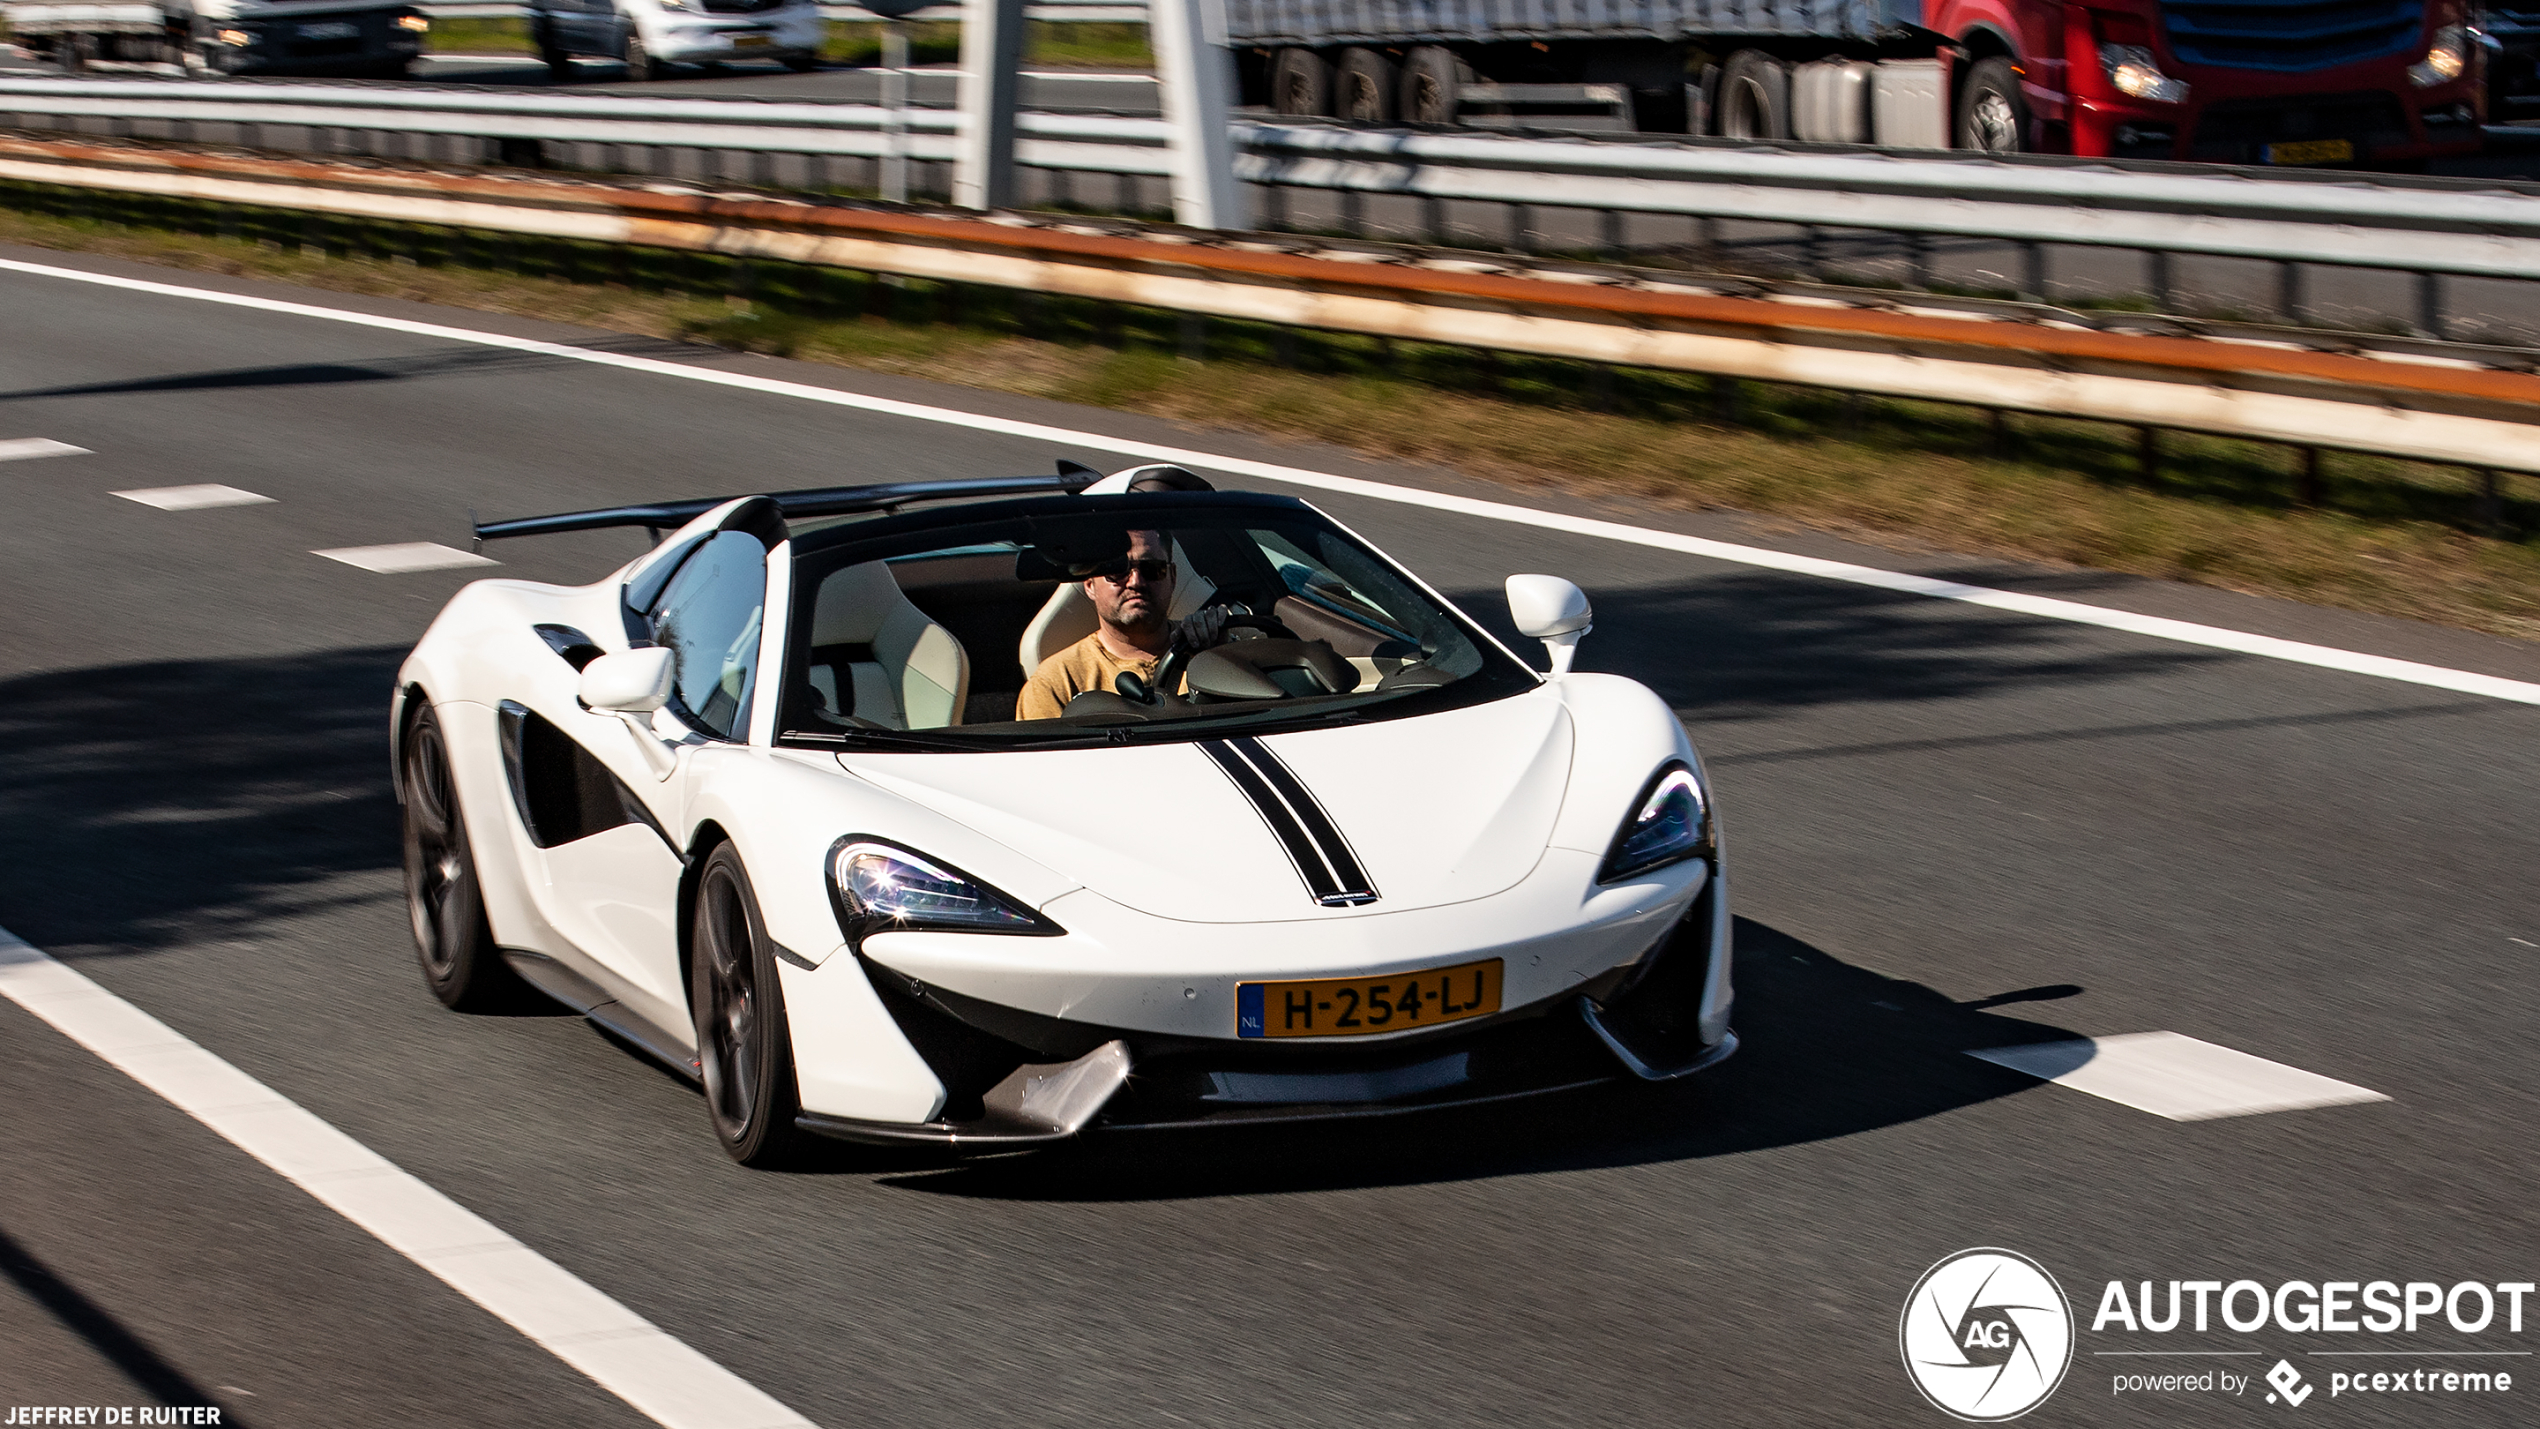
[393, 462, 1735, 1165]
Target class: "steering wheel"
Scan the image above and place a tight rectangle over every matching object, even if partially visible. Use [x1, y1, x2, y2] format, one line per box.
[1145, 611, 1296, 704]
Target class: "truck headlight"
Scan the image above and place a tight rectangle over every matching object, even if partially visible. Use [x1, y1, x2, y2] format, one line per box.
[396, 13, 430, 30]
[2411, 25, 2468, 86]
[215, 28, 252, 45]
[827, 839, 1058, 946]
[2103, 43, 2189, 103]
[1600, 763, 1712, 882]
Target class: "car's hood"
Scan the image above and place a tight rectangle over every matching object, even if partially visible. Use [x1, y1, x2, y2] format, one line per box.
[836, 691, 1574, 924]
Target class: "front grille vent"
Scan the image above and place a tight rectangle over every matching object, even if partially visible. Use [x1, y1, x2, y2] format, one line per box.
[2161, 0, 2423, 73]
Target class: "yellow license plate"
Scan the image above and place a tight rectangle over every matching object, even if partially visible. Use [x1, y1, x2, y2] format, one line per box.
[1237, 959, 1502, 1039]
[2266, 138, 2353, 165]
[731, 33, 771, 47]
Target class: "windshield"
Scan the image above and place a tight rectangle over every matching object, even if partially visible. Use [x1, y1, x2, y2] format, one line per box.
[775, 498, 1535, 750]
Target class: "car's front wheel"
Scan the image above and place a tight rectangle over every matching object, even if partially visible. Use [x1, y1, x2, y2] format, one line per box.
[691, 844, 808, 1167]
[402, 703, 519, 1010]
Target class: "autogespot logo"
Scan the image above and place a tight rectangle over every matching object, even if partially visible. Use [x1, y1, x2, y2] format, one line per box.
[1901, 1248, 2077, 1421]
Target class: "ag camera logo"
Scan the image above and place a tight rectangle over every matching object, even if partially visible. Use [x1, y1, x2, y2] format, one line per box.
[1901, 1248, 2076, 1420]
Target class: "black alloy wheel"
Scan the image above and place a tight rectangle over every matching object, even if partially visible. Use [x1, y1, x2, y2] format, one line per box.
[402, 703, 518, 1010]
[691, 844, 807, 1167]
[1714, 49, 1790, 139]
[1955, 56, 2027, 153]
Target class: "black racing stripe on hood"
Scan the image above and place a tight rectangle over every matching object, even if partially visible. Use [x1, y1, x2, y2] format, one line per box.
[1199, 740, 1338, 903]
[1227, 736, 1377, 906]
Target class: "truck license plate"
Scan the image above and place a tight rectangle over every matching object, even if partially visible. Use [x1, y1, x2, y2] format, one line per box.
[731, 32, 771, 47]
[1237, 959, 1503, 1039]
[2265, 138, 2353, 166]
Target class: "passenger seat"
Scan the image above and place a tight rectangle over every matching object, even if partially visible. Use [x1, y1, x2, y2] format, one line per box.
[809, 561, 972, 729]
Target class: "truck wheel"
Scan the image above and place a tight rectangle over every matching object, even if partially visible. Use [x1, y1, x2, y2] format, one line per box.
[60, 34, 93, 74]
[1955, 55, 2026, 153]
[1336, 47, 1397, 123]
[1715, 50, 1789, 140]
[1402, 47, 1460, 125]
[1271, 47, 1331, 117]
[624, 30, 666, 82]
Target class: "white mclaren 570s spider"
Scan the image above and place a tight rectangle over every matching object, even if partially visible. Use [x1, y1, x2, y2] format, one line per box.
[393, 461, 1735, 1165]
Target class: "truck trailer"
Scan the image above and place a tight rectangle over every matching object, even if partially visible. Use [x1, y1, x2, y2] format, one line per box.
[5, 0, 430, 77]
[1224, 0, 2485, 166]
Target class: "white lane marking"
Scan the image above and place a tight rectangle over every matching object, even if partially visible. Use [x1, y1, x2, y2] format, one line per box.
[115, 484, 276, 510]
[4, 255, 2535, 707]
[1969, 1031, 2389, 1121]
[315, 541, 499, 573]
[0, 929, 816, 1429]
[0, 437, 91, 462]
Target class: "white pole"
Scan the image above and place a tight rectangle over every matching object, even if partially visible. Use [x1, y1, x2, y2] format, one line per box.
[881, 20, 909, 203]
[1149, 0, 1248, 230]
[953, 0, 1024, 210]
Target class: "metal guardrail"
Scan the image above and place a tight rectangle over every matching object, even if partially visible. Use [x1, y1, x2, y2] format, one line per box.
[4, 131, 2535, 489]
[419, 2, 1155, 20]
[5, 74, 2540, 320]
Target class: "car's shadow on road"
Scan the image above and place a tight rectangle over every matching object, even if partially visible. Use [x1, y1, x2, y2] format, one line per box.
[863, 917, 2085, 1201]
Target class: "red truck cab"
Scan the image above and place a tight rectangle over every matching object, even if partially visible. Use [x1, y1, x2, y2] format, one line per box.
[1942, 0, 2484, 163]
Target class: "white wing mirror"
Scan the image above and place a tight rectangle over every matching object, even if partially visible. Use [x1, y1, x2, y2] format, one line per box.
[1506, 575, 1592, 677]
[580, 647, 676, 714]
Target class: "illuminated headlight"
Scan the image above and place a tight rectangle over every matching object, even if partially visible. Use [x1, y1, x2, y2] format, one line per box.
[1599, 763, 1712, 883]
[215, 28, 252, 45]
[828, 839, 1055, 946]
[395, 13, 430, 30]
[2103, 44, 2189, 103]
[2411, 25, 2468, 86]
[657, 0, 693, 11]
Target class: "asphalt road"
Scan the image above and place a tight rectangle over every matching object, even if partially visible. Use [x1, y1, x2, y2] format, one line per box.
[1, 242, 2536, 1428]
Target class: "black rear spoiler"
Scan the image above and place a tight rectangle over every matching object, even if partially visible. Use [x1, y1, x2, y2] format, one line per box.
[470, 464, 1106, 546]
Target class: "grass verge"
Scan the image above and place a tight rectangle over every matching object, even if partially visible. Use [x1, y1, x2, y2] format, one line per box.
[1, 183, 2531, 642]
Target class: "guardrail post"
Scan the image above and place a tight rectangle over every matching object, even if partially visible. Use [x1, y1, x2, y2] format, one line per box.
[2146, 249, 2172, 311]
[2017, 240, 2045, 303]
[2297, 446, 2325, 507]
[1150, 0, 1249, 230]
[2416, 271, 2446, 341]
[2478, 467, 2503, 533]
[2277, 260, 2306, 325]
[953, 0, 1025, 210]
[881, 20, 910, 203]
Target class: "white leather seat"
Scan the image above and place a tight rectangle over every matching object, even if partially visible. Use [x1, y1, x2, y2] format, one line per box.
[1016, 540, 1215, 678]
[810, 560, 971, 729]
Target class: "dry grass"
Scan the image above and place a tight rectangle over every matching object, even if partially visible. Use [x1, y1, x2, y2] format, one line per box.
[3, 188, 2533, 642]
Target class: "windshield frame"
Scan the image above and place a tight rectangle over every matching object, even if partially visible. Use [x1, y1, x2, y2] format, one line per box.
[772, 491, 1538, 752]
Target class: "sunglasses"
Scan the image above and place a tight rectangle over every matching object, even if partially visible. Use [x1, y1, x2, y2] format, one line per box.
[1081, 557, 1176, 585]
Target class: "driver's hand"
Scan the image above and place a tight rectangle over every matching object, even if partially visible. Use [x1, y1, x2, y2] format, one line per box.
[1168, 604, 1231, 658]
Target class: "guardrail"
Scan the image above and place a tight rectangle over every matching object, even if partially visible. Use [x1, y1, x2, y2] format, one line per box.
[417, 2, 1156, 21]
[5, 75, 2540, 333]
[3, 130, 2537, 499]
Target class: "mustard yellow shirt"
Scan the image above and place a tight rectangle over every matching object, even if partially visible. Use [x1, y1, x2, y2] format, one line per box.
[1016, 633, 1165, 720]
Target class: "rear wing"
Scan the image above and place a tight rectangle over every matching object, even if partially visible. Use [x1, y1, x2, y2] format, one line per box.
[470, 464, 1105, 547]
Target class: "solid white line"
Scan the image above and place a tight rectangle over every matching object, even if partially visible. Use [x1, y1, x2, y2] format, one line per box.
[315, 541, 500, 573]
[0, 927, 817, 1429]
[1969, 1031, 2389, 1121]
[115, 483, 276, 510]
[4, 254, 2534, 707]
[0, 437, 91, 462]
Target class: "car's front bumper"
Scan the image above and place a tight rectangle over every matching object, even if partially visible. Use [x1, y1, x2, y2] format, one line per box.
[793, 870, 1735, 1148]
[648, 14, 820, 62]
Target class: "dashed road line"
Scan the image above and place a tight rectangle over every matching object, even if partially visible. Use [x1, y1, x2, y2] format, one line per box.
[5, 255, 2535, 707]
[0, 437, 91, 463]
[314, 541, 499, 573]
[0, 927, 818, 1429]
[1969, 1031, 2389, 1121]
[115, 484, 276, 510]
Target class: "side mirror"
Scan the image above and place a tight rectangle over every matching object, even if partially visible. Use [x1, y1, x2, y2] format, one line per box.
[1505, 575, 1592, 677]
[580, 647, 676, 714]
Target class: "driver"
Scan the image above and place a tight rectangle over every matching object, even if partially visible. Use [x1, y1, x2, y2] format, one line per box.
[1016, 529, 1225, 719]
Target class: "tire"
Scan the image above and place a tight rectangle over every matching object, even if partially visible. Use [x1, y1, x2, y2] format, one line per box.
[782, 54, 819, 72]
[1714, 49, 1789, 140]
[690, 843, 808, 1167]
[402, 704, 519, 1011]
[537, 26, 574, 81]
[1402, 45, 1460, 125]
[1954, 55, 2027, 153]
[60, 33, 93, 74]
[623, 29, 665, 82]
[1270, 46, 1331, 117]
[1335, 46, 1397, 124]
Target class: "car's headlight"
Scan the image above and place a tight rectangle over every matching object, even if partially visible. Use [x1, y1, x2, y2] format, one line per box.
[216, 28, 253, 45]
[2103, 44, 2189, 104]
[1600, 763, 1712, 882]
[827, 839, 1057, 946]
[395, 13, 430, 31]
[2412, 25, 2468, 86]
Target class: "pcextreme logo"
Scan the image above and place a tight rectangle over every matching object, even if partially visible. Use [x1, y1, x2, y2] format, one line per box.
[1901, 1248, 2077, 1421]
